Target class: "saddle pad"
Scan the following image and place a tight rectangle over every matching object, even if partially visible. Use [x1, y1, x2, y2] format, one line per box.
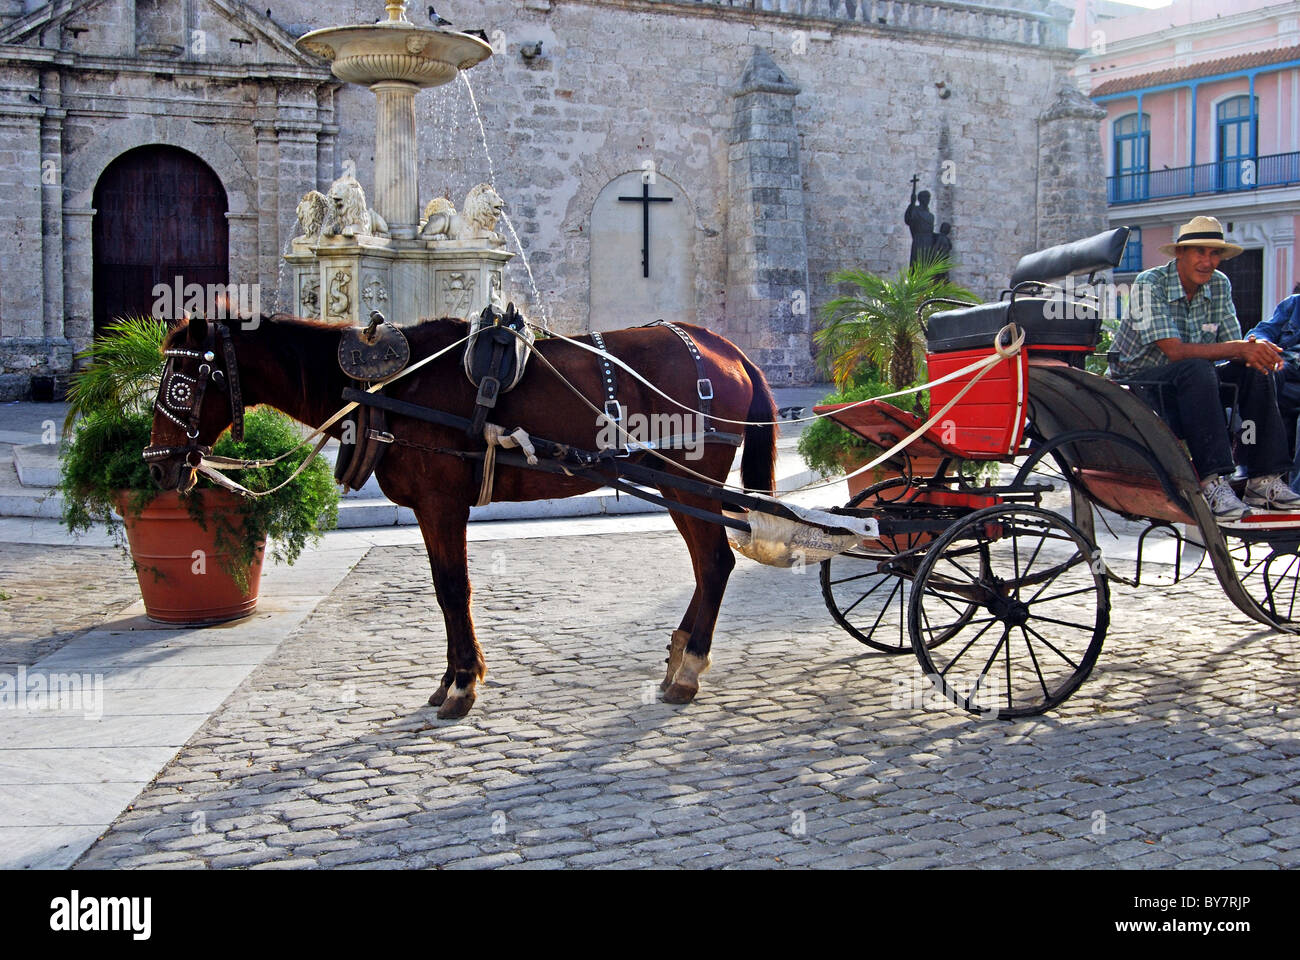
[463, 303, 534, 393]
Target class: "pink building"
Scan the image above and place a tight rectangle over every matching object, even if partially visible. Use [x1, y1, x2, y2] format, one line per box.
[1077, 0, 1300, 330]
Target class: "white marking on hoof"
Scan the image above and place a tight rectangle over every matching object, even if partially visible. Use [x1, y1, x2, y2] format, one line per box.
[662, 629, 691, 691]
[669, 651, 712, 690]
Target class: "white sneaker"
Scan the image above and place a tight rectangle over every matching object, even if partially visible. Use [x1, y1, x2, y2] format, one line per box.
[1243, 474, 1300, 511]
[1202, 475, 1252, 522]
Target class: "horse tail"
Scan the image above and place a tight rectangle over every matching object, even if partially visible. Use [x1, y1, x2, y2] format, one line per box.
[738, 354, 778, 495]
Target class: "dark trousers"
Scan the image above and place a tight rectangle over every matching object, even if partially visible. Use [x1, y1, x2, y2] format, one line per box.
[1272, 361, 1300, 490]
[1134, 359, 1291, 481]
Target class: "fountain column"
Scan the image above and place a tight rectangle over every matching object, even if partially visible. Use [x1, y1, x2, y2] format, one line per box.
[289, 2, 507, 326]
[372, 80, 420, 240]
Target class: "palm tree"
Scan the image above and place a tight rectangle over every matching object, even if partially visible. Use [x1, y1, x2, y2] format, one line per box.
[815, 254, 977, 392]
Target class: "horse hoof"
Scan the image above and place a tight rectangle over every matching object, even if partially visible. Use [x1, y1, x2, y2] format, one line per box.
[436, 695, 475, 719]
[662, 629, 690, 693]
[662, 682, 698, 705]
[428, 684, 448, 707]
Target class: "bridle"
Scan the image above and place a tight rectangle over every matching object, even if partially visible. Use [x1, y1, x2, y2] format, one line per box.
[142, 321, 245, 469]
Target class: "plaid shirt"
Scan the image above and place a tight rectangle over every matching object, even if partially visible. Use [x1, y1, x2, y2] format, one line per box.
[1110, 260, 1240, 379]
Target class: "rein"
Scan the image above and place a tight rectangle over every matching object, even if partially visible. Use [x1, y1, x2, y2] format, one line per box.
[149, 313, 1023, 505]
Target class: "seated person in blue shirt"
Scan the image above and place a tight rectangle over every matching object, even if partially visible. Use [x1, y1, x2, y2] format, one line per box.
[1110, 216, 1300, 521]
[1245, 283, 1300, 489]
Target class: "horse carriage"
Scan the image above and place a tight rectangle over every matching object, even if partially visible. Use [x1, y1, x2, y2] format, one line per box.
[142, 227, 1300, 720]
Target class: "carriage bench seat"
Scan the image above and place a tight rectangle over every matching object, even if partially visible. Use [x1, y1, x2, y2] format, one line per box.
[925, 225, 1131, 364]
[925, 298, 1101, 364]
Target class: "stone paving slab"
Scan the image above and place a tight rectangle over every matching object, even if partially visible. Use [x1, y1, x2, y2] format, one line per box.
[67, 529, 1300, 869]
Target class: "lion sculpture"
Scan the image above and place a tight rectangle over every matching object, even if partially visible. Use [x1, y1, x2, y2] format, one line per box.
[420, 183, 505, 246]
[295, 174, 389, 241]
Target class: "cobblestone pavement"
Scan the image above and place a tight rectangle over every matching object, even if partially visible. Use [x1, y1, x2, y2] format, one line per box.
[0, 543, 139, 668]
[68, 528, 1300, 869]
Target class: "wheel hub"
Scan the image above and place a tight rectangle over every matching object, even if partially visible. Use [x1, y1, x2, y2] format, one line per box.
[987, 591, 1030, 626]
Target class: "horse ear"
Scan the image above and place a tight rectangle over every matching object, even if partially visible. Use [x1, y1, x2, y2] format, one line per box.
[186, 313, 208, 345]
[505, 302, 517, 319]
[480, 305, 496, 322]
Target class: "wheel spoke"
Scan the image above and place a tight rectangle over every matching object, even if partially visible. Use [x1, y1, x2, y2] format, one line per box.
[940, 551, 985, 586]
[839, 574, 895, 618]
[1028, 583, 1099, 606]
[1017, 526, 1051, 586]
[1026, 612, 1098, 633]
[1023, 622, 1082, 671]
[935, 615, 999, 678]
[1020, 625, 1052, 701]
[866, 577, 904, 637]
[1011, 526, 1023, 599]
[828, 570, 884, 587]
[1004, 626, 1013, 709]
[908, 505, 1107, 717]
[1022, 551, 1084, 605]
[969, 626, 1010, 703]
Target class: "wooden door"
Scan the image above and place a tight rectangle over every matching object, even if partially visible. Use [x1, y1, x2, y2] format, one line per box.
[93, 145, 229, 338]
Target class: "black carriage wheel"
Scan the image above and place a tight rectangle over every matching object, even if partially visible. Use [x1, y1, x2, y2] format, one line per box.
[820, 477, 974, 654]
[907, 504, 1108, 718]
[1226, 536, 1300, 625]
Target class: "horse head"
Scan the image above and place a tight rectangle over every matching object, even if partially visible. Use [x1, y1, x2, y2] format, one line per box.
[144, 314, 245, 492]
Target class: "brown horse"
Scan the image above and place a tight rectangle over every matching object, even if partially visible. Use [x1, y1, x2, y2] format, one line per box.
[146, 313, 777, 718]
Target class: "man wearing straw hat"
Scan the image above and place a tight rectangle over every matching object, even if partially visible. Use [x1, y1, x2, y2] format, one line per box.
[1111, 215, 1300, 521]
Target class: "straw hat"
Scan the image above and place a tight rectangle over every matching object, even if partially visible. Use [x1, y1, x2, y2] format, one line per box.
[1158, 216, 1244, 258]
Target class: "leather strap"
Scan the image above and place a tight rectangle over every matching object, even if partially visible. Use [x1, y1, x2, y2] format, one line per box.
[648, 320, 713, 422]
[218, 323, 244, 441]
[590, 330, 625, 455]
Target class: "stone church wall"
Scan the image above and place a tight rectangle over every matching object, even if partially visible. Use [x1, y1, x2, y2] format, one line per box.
[0, 0, 1092, 395]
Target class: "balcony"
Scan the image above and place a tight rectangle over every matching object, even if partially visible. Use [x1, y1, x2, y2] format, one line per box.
[1107, 151, 1300, 205]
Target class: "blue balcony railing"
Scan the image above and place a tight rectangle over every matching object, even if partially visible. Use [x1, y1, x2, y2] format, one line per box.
[1107, 151, 1300, 205]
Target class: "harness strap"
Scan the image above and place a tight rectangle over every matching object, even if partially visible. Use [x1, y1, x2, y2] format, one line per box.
[590, 330, 626, 456]
[647, 320, 712, 421]
[220, 325, 244, 441]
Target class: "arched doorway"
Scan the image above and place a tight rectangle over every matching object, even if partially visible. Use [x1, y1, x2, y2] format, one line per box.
[589, 171, 695, 330]
[92, 145, 229, 338]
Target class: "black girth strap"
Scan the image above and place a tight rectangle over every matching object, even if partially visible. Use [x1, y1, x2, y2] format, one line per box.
[590, 330, 625, 456]
[646, 320, 713, 423]
[589, 331, 619, 414]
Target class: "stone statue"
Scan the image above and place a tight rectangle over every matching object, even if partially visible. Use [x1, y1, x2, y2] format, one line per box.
[420, 183, 506, 246]
[905, 176, 936, 265]
[932, 221, 953, 276]
[295, 173, 390, 241]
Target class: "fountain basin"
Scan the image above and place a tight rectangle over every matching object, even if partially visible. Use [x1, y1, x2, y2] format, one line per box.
[297, 25, 492, 87]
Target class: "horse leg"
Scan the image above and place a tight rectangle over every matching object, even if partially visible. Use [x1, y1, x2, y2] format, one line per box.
[662, 506, 702, 690]
[659, 490, 735, 704]
[414, 500, 487, 719]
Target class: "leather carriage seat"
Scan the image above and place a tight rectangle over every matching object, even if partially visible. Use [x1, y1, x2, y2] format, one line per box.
[924, 226, 1131, 362]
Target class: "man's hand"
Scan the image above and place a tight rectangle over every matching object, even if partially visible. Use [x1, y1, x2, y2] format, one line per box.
[1155, 336, 1284, 374]
[1240, 335, 1284, 375]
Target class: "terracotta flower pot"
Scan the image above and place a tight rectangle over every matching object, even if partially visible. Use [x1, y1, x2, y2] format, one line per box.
[117, 489, 265, 625]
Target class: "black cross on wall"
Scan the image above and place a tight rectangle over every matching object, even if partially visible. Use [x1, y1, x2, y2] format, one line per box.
[618, 182, 673, 278]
